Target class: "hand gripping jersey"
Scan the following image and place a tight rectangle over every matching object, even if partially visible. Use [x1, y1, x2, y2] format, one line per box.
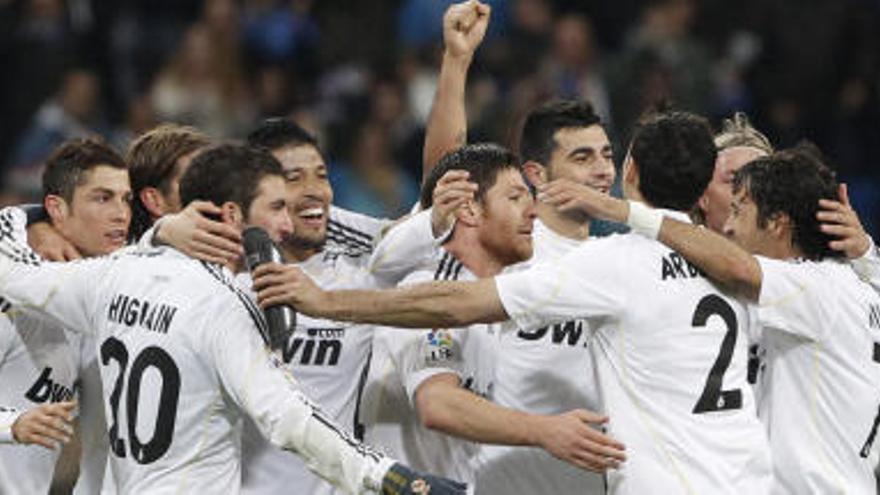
[0, 207, 394, 495]
[363, 249, 499, 493]
[755, 257, 880, 494]
[476, 219, 604, 495]
[494, 211, 772, 495]
[241, 207, 444, 495]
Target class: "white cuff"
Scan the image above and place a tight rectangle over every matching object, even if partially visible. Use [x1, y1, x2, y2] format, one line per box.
[626, 201, 664, 239]
[0, 407, 23, 443]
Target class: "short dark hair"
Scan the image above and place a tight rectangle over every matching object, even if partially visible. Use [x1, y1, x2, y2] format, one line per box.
[127, 124, 210, 241]
[421, 143, 521, 209]
[630, 111, 716, 211]
[519, 100, 603, 166]
[43, 138, 127, 202]
[733, 144, 842, 261]
[246, 118, 319, 152]
[179, 143, 284, 215]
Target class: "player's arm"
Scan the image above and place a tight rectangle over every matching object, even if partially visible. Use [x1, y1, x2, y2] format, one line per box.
[0, 402, 75, 449]
[0, 207, 102, 334]
[213, 307, 466, 495]
[17, 203, 81, 261]
[414, 373, 625, 472]
[369, 174, 476, 286]
[818, 183, 880, 291]
[539, 179, 763, 301]
[422, 0, 490, 176]
[254, 262, 506, 328]
[147, 200, 243, 265]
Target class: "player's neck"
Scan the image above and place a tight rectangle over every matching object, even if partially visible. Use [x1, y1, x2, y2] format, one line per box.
[445, 232, 506, 278]
[536, 202, 590, 241]
[282, 244, 321, 264]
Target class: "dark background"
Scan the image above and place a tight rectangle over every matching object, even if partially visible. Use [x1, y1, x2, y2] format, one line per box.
[1, 0, 878, 232]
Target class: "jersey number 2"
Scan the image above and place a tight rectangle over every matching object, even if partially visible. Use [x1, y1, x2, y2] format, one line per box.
[859, 343, 880, 458]
[101, 337, 181, 464]
[692, 295, 743, 414]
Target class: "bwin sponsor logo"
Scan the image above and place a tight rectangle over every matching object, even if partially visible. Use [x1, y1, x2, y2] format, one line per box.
[26, 367, 75, 403]
[283, 327, 344, 365]
[517, 320, 587, 347]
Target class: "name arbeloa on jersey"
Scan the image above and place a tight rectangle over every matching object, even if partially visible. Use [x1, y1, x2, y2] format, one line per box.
[661, 251, 705, 281]
[107, 293, 179, 334]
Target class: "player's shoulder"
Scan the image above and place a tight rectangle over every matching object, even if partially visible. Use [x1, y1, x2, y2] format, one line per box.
[327, 206, 391, 257]
[399, 249, 468, 287]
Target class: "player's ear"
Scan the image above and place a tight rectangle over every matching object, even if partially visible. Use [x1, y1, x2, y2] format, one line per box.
[766, 212, 792, 239]
[139, 187, 167, 220]
[220, 201, 244, 228]
[623, 156, 639, 190]
[44, 194, 69, 224]
[455, 198, 481, 227]
[522, 161, 547, 187]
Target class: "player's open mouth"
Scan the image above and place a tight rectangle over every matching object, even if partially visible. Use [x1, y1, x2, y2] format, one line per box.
[106, 230, 127, 244]
[298, 207, 326, 227]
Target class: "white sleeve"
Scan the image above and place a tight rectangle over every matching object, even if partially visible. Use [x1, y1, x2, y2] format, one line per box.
[329, 206, 391, 244]
[494, 239, 625, 330]
[0, 207, 100, 336]
[211, 305, 394, 494]
[756, 257, 826, 341]
[398, 328, 465, 405]
[368, 209, 447, 288]
[851, 236, 880, 294]
[0, 406, 22, 443]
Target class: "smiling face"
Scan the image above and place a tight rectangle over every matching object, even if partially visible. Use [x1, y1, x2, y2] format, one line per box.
[51, 165, 132, 256]
[545, 125, 615, 193]
[476, 168, 537, 265]
[271, 144, 333, 258]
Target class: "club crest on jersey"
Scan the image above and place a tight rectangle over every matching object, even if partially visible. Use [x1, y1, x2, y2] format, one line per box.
[411, 478, 431, 494]
[425, 329, 454, 362]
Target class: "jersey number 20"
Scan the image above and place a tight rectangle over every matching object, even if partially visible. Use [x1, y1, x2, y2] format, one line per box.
[101, 337, 181, 464]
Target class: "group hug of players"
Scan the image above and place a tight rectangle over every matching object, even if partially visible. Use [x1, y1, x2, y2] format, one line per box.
[1, 1, 879, 494]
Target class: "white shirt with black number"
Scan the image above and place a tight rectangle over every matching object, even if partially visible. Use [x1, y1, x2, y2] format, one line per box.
[494, 212, 772, 495]
[363, 250, 499, 494]
[0, 209, 393, 495]
[0, 312, 79, 495]
[755, 257, 880, 494]
[476, 219, 604, 495]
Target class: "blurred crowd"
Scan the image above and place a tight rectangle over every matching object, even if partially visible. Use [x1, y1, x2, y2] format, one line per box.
[1, 0, 879, 232]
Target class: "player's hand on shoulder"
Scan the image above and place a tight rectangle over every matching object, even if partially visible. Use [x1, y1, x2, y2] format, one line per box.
[253, 263, 327, 316]
[818, 183, 872, 258]
[156, 200, 243, 264]
[11, 401, 76, 450]
[27, 222, 81, 261]
[431, 170, 478, 237]
[381, 462, 467, 495]
[539, 179, 627, 223]
[443, 0, 491, 60]
[536, 408, 626, 473]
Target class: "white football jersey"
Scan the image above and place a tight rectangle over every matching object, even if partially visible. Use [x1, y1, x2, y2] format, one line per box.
[0, 313, 79, 495]
[364, 250, 499, 492]
[494, 212, 772, 495]
[477, 219, 604, 495]
[241, 207, 441, 495]
[755, 256, 880, 494]
[0, 208, 394, 495]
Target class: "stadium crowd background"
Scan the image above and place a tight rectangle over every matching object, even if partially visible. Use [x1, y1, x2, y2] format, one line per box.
[0, 0, 879, 233]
